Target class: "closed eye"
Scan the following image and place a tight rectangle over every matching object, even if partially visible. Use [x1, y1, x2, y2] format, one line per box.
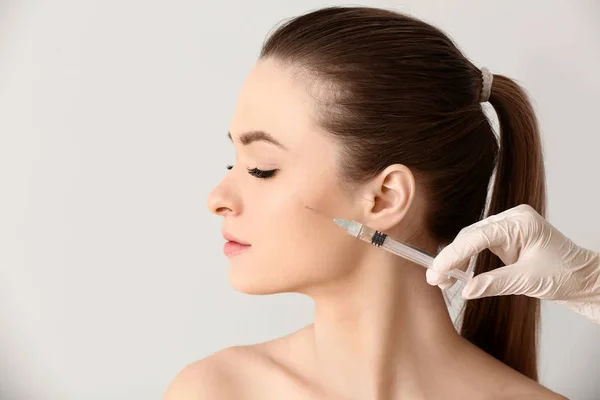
[226, 165, 278, 179]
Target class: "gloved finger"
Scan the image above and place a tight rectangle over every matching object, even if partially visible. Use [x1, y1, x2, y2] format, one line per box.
[426, 204, 536, 288]
[430, 218, 517, 281]
[425, 267, 460, 290]
[462, 263, 529, 299]
[438, 276, 457, 291]
[427, 244, 471, 286]
[426, 267, 445, 285]
[426, 213, 511, 288]
[426, 266, 463, 287]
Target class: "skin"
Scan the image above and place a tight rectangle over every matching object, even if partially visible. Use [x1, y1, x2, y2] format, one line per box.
[163, 58, 567, 400]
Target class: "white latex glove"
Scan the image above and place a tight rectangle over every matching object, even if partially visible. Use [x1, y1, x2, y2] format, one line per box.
[426, 204, 600, 325]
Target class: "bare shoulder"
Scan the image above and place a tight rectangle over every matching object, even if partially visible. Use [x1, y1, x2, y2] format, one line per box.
[457, 341, 569, 400]
[161, 328, 312, 400]
[498, 386, 569, 400]
[162, 346, 258, 400]
[511, 384, 569, 400]
[487, 369, 569, 400]
[491, 365, 569, 400]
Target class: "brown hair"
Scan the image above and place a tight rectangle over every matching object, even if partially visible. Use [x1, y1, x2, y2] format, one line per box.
[260, 6, 545, 379]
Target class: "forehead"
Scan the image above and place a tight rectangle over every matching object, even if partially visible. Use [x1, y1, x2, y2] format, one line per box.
[230, 59, 333, 153]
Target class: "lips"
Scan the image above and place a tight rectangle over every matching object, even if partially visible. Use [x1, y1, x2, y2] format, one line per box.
[222, 232, 250, 245]
[222, 231, 251, 257]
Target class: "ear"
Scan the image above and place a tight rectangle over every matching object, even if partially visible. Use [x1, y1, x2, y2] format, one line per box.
[358, 164, 416, 231]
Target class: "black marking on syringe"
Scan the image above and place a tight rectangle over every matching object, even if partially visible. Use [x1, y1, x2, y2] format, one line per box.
[371, 231, 387, 247]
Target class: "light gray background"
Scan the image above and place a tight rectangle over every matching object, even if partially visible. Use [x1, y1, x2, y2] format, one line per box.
[1, 0, 599, 399]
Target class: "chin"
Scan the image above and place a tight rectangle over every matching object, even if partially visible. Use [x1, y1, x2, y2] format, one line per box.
[228, 273, 298, 295]
[226, 259, 313, 295]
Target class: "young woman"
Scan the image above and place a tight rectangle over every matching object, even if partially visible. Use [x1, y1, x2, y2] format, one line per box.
[165, 6, 565, 400]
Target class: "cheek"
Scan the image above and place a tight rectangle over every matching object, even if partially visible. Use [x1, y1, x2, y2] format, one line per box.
[261, 173, 353, 242]
[228, 176, 363, 294]
[247, 170, 351, 234]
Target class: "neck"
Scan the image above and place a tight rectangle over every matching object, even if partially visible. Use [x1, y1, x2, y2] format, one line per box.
[305, 254, 467, 400]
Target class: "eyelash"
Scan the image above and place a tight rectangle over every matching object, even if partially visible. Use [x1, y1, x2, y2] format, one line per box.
[226, 164, 278, 179]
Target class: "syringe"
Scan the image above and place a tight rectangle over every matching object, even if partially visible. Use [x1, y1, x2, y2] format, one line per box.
[333, 218, 473, 283]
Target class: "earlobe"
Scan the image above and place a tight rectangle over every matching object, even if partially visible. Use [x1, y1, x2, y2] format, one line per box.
[361, 164, 416, 231]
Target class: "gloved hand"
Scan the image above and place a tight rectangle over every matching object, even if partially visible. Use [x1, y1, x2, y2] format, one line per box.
[426, 204, 600, 325]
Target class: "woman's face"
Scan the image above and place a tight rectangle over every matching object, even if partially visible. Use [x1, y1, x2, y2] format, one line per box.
[207, 58, 368, 295]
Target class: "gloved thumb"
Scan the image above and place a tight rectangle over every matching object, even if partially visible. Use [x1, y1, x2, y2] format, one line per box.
[462, 263, 530, 300]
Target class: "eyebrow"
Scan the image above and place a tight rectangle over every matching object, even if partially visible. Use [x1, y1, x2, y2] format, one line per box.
[227, 130, 287, 150]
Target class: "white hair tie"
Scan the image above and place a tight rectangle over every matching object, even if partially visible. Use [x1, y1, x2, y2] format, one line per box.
[480, 67, 493, 102]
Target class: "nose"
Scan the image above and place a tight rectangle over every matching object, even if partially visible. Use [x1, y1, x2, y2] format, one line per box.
[207, 177, 241, 217]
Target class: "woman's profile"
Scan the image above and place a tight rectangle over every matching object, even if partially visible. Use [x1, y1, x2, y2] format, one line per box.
[164, 6, 566, 400]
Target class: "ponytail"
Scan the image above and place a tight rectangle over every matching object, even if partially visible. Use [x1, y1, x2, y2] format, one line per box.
[460, 74, 546, 380]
